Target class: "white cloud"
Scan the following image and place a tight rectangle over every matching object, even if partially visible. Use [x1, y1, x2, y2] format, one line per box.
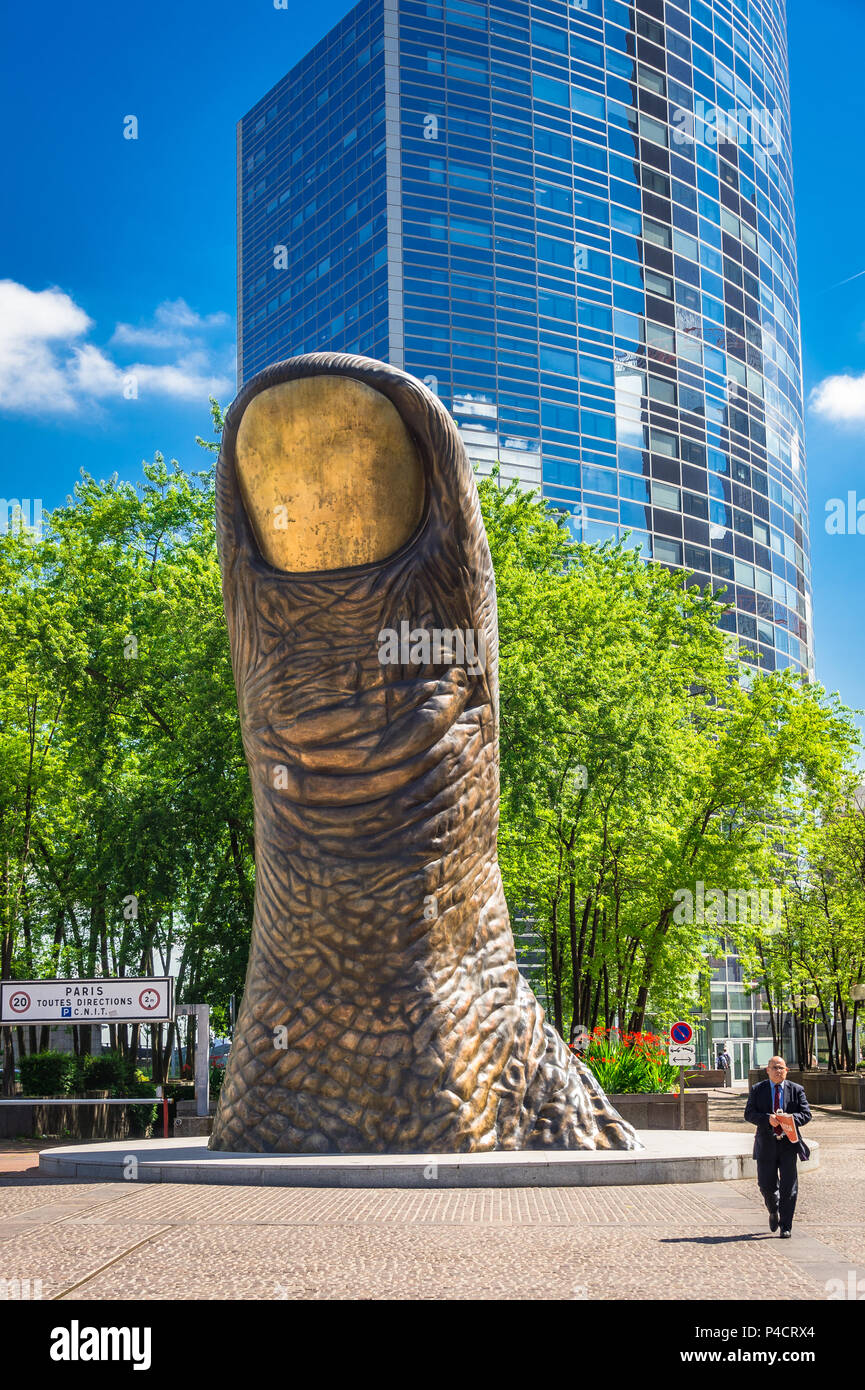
[111, 298, 230, 348]
[0, 282, 93, 412]
[72, 344, 125, 396]
[131, 356, 233, 402]
[0, 281, 92, 341]
[0, 281, 233, 415]
[69, 345, 232, 403]
[810, 373, 865, 425]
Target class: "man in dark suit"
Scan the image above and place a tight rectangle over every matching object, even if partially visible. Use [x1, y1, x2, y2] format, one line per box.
[744, 1056, 811, 1238]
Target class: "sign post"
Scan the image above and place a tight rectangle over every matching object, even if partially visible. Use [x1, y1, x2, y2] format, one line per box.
[176, 1004, 210, 1118]
[155, 1085, 170, 1140]
[669, 1021, 696, 1131]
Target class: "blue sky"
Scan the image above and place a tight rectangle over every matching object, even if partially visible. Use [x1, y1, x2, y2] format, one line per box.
[1, 0, 863, 730]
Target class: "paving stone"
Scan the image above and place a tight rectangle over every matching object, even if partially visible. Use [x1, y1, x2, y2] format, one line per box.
[0, 1089, 860, 1300]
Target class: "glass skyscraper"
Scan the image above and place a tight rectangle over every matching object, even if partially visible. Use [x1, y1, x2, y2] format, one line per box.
[237, 0, 813, 681]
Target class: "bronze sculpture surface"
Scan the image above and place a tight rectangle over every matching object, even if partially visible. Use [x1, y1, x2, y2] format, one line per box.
[210, 353, 641, 1154]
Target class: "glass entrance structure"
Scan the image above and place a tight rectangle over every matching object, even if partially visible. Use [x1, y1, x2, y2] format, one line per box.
[237, 0, 813, 678]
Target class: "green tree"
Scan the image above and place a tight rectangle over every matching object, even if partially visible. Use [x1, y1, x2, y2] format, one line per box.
[479, 475, 860, 1044]
[0, 413, 254, 1086]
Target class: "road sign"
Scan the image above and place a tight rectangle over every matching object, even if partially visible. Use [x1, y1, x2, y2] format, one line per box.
[571, 1023, 590, 1054]
[0, 978, 174, 1024]
[670, 1020, 694, 1045]
[669, 1043, 697, 1066]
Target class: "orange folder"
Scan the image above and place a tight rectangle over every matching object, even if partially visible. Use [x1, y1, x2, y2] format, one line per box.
[774, 1113, 799, 1142]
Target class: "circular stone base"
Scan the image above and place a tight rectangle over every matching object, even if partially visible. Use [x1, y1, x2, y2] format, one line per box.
[38, 1131, 818, 1188]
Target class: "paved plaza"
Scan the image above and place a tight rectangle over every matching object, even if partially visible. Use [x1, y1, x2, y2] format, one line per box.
[0, 1091, 863, 1301]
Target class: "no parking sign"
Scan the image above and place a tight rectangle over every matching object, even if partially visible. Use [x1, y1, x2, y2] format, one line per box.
[669, 1020, 696, 1066]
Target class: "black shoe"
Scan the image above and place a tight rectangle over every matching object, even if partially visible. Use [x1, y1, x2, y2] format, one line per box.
[769, 1211, 779, 1232]
[779, 1228, 792, 1238]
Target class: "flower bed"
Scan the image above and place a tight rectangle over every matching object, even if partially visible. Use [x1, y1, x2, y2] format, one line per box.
[573, 1027, 686, 1094]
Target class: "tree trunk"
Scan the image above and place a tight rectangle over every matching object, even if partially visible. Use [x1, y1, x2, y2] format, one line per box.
[580, 905, 599, 1028]
[1, 928, 14, 1094]
[569, 895, 592, 1042]
[628, 981, 650, 1035]
[567, 883, 582, 1043]
[836, 988, 850, 1071]
[591, 975, 603, 1031]
[2, 1028, 14, 1097]
[625, 910, 672, 1033]
[816, 994, 834, 1071]
[549, 897, 564, 1036]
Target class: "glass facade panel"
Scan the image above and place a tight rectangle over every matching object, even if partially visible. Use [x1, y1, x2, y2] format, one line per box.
[238, 0, 813, 677]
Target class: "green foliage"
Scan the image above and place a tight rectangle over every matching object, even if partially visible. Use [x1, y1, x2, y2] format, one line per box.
[735, 772, 865, 1070]
[18, 1050, 157, 1142]
[580, 1028, 681, 1094]
[478, 472, 862, 1042]
[79, 1051, 131, 1091]
[2, 425, 862, 1082]
[0, 426, 253, 1087]
[123, 1076, 159, 1135]
[19, 1051, 76, 1096]
[163, 1081, 195, 1102]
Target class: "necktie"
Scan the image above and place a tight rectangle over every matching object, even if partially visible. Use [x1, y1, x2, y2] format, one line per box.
[774, 1084, 783, 1138]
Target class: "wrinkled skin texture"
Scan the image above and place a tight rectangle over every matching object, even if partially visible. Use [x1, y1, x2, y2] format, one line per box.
[210, 353, 641, 1154]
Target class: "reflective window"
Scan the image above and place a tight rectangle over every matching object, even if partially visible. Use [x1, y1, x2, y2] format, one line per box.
[239, 0, 813, 678]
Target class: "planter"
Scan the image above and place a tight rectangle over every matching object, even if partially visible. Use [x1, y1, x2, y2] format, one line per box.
[685, 1069, 726, 1088]
[788, 1070, 842, 1105]
[607, 1091, 709, 1131]
[0, 1103, 37, 1139]
[24, 1092, 145, 1142]
[172, 1095, 215, 1137]
[31, 1094, 125, 1142]
[78, 1090, 109, 1142]
[176, 1098, 217, 1115]
[173, 1114, 213, 1137]
[748, 1069, 842, 1104]
[840, 1075, 865, 1114]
